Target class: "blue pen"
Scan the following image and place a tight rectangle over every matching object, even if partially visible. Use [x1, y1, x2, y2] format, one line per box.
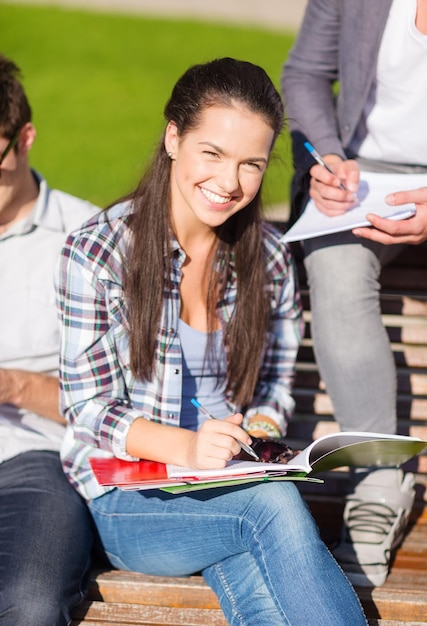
[190, 398, 260, 461]
[304, 141, 349, 191]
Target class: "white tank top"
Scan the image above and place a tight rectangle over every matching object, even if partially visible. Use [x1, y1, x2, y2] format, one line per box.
[355, 0, 427, 165]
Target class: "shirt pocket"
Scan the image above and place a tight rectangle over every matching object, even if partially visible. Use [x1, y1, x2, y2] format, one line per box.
[3, 279, 58, 359]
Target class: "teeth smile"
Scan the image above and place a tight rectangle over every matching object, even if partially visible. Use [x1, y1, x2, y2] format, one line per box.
[200, 187, 231, 204]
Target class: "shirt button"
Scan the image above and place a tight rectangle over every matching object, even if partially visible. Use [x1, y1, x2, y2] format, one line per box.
[169, 328, 174, 333]
[174, 369, 179, 375]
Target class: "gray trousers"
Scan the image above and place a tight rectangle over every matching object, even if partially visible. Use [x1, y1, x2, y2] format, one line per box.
[304, 232, 404, 433]
[302, 157, 422, 434]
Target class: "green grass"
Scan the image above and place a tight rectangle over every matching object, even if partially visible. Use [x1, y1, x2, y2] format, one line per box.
[0, 3, 296, 209]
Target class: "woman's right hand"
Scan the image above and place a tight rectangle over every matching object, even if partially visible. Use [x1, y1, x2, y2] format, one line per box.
[309, 156, 360, 216]
[186, 413, 249, 470]
[127, 414, 249, 470]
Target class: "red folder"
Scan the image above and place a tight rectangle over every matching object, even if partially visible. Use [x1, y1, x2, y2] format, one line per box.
[90, 457, 170, 487]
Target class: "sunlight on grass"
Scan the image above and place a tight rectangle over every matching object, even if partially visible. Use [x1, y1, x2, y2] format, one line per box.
[1, 3, 296, 210]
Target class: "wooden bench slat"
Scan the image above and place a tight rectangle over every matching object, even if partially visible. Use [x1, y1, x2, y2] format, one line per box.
[72, 615, 427, 624]
[293, 387, 427, 421]
[295, 362, 427, 398]
[296, 341, 427, 370]
[304, 309, 427, 334]
[72, 620, 140, 626]
[368, 622, 427, 626]
[357, 587, 427, 622]
[394, 370, 427, 395]
[401, 297, 427, 316]
[73, 571, 427, 624]
[71, 600, 228, 625]
[295, 365, 427, 397]
[301, 293, 427, 317]
[88, 571, 219, 609]
[76, 623, 427, 626]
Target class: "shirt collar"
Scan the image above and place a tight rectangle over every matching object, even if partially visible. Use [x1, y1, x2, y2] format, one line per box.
[2, 170, 63, 239]
[30, 170, 66, 232]
[169, 230, 187, 266]
[168, 230, 237, 281]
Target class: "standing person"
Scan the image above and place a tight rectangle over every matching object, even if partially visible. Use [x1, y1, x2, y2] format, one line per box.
[281, 0, 426, 587]
[0, 54, 101, 625]
[56, 57, 367, 625]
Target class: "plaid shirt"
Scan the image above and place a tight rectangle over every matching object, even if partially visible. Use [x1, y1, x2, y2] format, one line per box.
[56, 201, 304, 500]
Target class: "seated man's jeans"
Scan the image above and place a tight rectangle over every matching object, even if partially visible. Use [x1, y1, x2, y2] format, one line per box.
[90, 482, 367, 626]
[304, 231, 405, 434]
[0, 451, 94, 626]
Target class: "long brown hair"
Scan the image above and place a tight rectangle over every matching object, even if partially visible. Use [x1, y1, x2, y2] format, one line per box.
[125, 58, 285, 406]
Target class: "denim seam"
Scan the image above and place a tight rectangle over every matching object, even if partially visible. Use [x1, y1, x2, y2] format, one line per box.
[330, 549, 369, 626]
[213, 560, 247, 626]
[246, 519, 291, 626]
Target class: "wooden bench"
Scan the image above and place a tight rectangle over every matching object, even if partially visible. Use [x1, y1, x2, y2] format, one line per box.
[71, 232, 427, 626]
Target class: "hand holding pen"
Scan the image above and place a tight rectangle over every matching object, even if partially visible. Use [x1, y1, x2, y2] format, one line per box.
[191, 398, 260, 461]
[304, 141, 359, 215]
[304, 141, 349, 191]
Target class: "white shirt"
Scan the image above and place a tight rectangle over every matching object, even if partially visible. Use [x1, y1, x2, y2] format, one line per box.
[0, 171, 100, 463]
[356, 0, 427, 165]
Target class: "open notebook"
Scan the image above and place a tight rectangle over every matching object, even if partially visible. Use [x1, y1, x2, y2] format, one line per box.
[90, 431, 426, 494]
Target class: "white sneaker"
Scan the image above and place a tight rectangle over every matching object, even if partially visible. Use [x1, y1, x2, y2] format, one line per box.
[332, 468, 415, 587]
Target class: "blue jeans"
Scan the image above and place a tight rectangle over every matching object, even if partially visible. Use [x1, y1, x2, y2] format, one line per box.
[89, 482, 367, 625]
[0, 451, 94, 626]
[304, 231, 404, 434]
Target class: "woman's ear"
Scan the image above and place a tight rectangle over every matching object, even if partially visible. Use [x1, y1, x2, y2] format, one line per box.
[164, 121, 178, 159]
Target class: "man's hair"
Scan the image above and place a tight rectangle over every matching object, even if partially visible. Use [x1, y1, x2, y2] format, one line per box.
[0, 54, 32, 138]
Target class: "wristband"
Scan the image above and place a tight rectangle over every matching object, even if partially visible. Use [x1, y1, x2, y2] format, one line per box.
[247, 420, 281, 439]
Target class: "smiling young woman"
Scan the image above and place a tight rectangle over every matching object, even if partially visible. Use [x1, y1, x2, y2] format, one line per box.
[56, 57, 368, 626]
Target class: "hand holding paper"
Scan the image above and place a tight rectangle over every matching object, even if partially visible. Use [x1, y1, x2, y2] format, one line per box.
[353, 185, 427, 245]
[283, 172, 427, 243]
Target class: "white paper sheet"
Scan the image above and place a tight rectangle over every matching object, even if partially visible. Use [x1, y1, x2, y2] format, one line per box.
[282, 171, 427, 243]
